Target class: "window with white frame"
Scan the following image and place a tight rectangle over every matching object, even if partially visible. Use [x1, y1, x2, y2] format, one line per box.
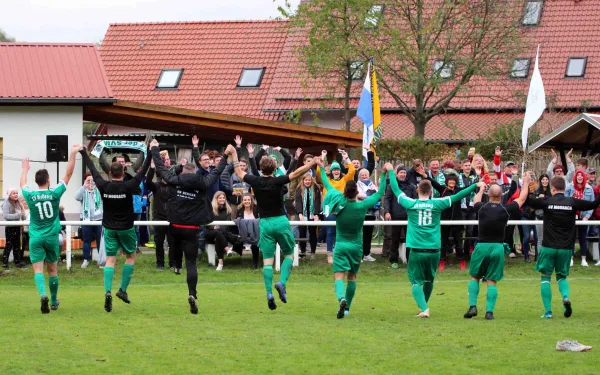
[511, 58, 531, 78]
[156, 69, 184, 89]
[522, 1, 543, 25]
[237, 68, 266, 87]
[565, 57, 587, 78]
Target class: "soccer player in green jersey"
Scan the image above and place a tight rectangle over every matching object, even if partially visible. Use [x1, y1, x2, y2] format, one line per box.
[389, 166, 485, 318]
[20, 145, 81, 313]
[319, 158, 394, 318]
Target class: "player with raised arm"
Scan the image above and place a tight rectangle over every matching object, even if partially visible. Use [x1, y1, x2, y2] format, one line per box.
[389, 166, 485, 318]
[20, 145, 81, 313]
[319, 157, 394, 318]
[231, 137, 318, 310]
[464, 173, 532, 320]
[529, 176, 600, 319]
[79, 146, 152, 312]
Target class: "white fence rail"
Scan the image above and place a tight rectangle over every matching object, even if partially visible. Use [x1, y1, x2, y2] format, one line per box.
[2, 220, 599, 271]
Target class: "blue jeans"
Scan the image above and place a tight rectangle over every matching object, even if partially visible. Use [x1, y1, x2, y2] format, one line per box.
[82, 224, 103, 261]
[325, 215, 336, 253]
[521, 217, 537, 260]
[576, 224, 589, 258]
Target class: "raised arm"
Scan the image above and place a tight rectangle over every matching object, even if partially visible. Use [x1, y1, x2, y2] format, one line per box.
[131, 151, 145, 172]
[277, 147, 292, 170]
[80, 149, 107, 188]
[289, 158, 317, 181]
[62, 145, 81, 185]
[20, 158, 30, 188]
[573, 193, 600, 212]
[472, 183, 485, 205]
[317, 163, 334, 192]
[513, 174, 532, 208]
[428, 176, 445, 195]
[388, 168, 402, 198]
[132, 152, 152, 183]
[99, 150, 111, 175]
[365, 150, 375, 175]
[449, 183, 479, 205]
[340, 150, 355, 182]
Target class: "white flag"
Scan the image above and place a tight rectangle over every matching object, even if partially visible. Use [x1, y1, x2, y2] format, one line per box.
[522, 46, 546, 150]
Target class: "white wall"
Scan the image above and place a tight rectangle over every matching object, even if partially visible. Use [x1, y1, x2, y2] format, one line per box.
[0, 106, 83, 219]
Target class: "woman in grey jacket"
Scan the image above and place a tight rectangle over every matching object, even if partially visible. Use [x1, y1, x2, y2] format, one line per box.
[75, 173, 104, 269]
[3, 188, 27, 270]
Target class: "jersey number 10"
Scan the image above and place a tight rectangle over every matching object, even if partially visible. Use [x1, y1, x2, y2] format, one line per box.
[418, 210, 433, 225]
[35, 201, 54, 220]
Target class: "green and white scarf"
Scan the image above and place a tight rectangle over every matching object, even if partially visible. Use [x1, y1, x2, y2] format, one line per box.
[302, 186, 314, 219]
[91, 140, 147, 158]
[323, 188, 347, 217]
[83, 188, 102, 220]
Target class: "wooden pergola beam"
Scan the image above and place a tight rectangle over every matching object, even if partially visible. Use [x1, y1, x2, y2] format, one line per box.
[83, 100, 362, 148]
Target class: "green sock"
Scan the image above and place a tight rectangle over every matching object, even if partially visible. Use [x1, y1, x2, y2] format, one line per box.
[334, 280, 345, 301]
[104, 266, 115, 293]
[558, 278, 570, 300]
[345, 280, 356, 309]
[486, 285, 498, 313]
[120, 264, 134, 292]
[468, 279, 480, 307]
[412, 284, 428, 311]
[263, 265, 273, 297]
[34, 273, 46, 297]
[423, 282, 434, 303]
[541, 276, 552, 313]
[49, 276, 59, 305]
[280, 257, 293, 287]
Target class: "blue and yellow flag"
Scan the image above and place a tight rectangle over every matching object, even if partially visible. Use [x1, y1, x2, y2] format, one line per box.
[357, 58, 382, 160]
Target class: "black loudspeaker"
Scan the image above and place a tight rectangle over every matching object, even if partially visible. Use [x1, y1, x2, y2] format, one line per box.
[46, 135, 69, 162]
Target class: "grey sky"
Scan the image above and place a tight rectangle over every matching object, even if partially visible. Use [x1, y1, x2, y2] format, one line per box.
[1, 0, 300, 43]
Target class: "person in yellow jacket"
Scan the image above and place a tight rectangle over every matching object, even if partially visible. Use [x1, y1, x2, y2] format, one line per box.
[316, 149, 355, 264]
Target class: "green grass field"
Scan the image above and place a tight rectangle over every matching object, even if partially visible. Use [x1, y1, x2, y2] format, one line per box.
[1, 252, 599, 375]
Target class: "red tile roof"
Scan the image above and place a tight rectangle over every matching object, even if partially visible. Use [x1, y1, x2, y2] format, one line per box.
[267, 0, 600, 112]
[100, 21, 289, 121]
[0, 43, 113, 102]
[351, 111, 587, 142]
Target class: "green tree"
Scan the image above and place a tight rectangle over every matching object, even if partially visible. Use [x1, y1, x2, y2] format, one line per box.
[0, 28, 15, 42]
[365, 0, 526, 138]
[280, 0, 381, 131]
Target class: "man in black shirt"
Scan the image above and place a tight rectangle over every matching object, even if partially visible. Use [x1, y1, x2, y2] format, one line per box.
[463, 174, 531, 320]
[80, 146, 151, 313]
[232, 142, 317, 311]
[150, 139, 231, 314]
[529, 177, 600, 319]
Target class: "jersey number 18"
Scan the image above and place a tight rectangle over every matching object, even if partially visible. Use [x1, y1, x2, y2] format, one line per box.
[35, 201, 54, 220]
[418, 209, 432, 225]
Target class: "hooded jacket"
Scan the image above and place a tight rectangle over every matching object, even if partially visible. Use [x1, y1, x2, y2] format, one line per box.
[565, 170, 594, 219]
[151, 147, 227, 226]
[384, 178, 416, 220]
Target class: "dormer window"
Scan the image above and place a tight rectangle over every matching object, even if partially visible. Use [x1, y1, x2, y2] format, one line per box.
[238, 68, 266, 88]
[522, 1, 543, 26]
[566, 57, 587, 78]
[156, 69, 183, 89]
[511, 58, 531, 78]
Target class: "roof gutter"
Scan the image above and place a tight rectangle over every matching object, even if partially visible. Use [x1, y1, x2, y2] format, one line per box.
[0, 98, 116, 105]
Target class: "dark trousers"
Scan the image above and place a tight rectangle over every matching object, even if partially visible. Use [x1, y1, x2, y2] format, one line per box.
[169, 225, 199, 298]
[362, 215, 376, 257]
[154, 224, 174, 268]
[505, 225, 516, 253]
[576, 224, 589, 258]
[298, 225, 317, 254]
[3, 226, 22, 266]
[232, 243, 260, 266]
[441, 225, 464, 260]
[82, 224, 102, 261]
[382, 225, 393, 257]
[521, 218, 538, 260]
[205, 229, 228, 260]
[462, 209, 478, 253]
[317, 225, 327, 243]
[325, 215, 336, 253]
[389, 225, 407, 264]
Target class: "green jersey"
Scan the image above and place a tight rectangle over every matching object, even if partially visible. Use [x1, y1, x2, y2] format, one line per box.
[388, 176, 477, 250]
[22, 181, 67, 238]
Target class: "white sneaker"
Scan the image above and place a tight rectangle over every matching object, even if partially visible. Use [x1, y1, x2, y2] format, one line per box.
[81, 260, 89, 269]
[363, 255, 376, 262]
[582, 259, 589, 267]
[595, 260, 600, 266]
[226, 248, 234, 257]
[556, 340, 592, 352]
[216, 264, 223, 271]
[570, 258, 574, 267]
[416, 309, 430, 318]
[509, 253, 516, 258]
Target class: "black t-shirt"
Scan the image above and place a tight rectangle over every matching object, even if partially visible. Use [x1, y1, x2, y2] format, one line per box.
[82, 150, 151, 230]
[530, 193, 600, 249]
[475, 201, 520, 243]
[243, 174, 290, 218]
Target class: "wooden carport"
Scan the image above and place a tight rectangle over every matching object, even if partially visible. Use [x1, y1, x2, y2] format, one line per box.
[83, 100, 362, 149]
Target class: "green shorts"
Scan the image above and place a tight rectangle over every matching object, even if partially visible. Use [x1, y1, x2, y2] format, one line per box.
[333, 242, 362, 274]
[258, 216, 295, 259]
[535, 246, 571, 279]
[29, 235, 60, 264]
[104, 227, 137, 257]
[469, 243, 505, 282]
[407, 250, 440, 285]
